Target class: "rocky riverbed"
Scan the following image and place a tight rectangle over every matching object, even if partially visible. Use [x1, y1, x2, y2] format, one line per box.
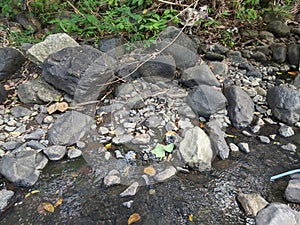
[0, 21, 300, 224]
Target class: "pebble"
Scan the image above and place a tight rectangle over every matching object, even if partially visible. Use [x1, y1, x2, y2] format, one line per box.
[238, 143, 250, 153]
[112, 134, 134, 145]
[120, 181, 139, 197]
[154, 166, 177, 182]
[67, 148, 82, 159]
[103, 170, 121, 186]
[98, 126, 109, 135]
[76, 140, 86, 149]
[242, 130, 252, 137]
[25, 128, 45, 140]
[229, 143, 239, 152]
[279, 124, 294, 137]
[251, 125, 261, 133]
[131, 133, 151, 144]
[122, 200, 134, 208]
[269, 134, 276, 140]
[43, 145, 66, 160]
[258, 136, 270, 144]
[281, 143, 297, 152]
[43, 115, 54, 124]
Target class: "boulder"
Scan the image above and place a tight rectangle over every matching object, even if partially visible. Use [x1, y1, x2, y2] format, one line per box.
[270, 43, 287, 64]
[179, 126, 213, 171]
[0, 47, 26, 81]
[285, 173, 300, 203]
[256, 203, 300, 225]
[17, 77, 62, 104]
[181, 64, 220, 87]
[267, 20, 290, 37]
[224, 85, 254, 128]
[187, 85, 227, 118]
[0, 84, 7, 104]
[48, 111, 94, 145]
[27, 33, 79, 64]
[267, 86, 300, 124]
[0, 147, 48, 187]
[287, 44, 300, 67]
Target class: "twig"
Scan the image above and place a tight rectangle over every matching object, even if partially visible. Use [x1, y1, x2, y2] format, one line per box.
[157, 0, 189, 7]
[66, 0, 85, 17]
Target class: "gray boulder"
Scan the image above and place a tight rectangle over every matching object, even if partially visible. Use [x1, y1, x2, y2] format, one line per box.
[0, 189, 14, 210]
[43, 45, 103, 96]
[256, 203, 300, 225]
[206, 120, 229, 159]
[267, 86, 300, 124]
[270, 43, 287, 64]
[287, 44, 300, 67]
[27, 33, 79, 64]
[0, 147, 48, 187]
[156, 26, 199, 69]
[187, 85, 227, 118]
[224, 85, 254, 128]
[0, 84, 7, 104]
[138, 54, 176, 83]
[267, 20, 290, 37]
[48, 111, 94, 145]
[285, 173, 300, 203]
[179, 126, 213, 171]
[0, 47, 26, 81]
[17, 77, 62, 104]
[181, 63, 220, 87]
[209, 61, 228, 76]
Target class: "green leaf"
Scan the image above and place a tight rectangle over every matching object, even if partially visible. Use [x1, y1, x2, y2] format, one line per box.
[151, 144, 165, 158]
[163, 143, 174, 153]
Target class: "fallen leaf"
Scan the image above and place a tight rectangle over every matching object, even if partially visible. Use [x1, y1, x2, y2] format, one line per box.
[288, 71, 297, 76]
[163, 143, 174, 153]
[128, 213, 141, 225]
[144, 166, 156, 176]
[189, 214, 193, 222]
[47, 103, 58, 114]
[226, 134, 237, 138]
[42, 202, 54, 213]
[199, 122, 205, 128]
[105, 143, 112, 149]
[165, 131, 176, 135]
[25, 190, 41, 198]
[57, 102, 68, 112]
[54, 197, 63, 208]
[150, 144, 165, 158]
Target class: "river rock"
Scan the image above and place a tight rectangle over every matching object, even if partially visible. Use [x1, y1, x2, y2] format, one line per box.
[237, 193, 269, 216]
[103, 169, 121, 186]
[206, 120, 229, 159]
[43, 145, 66, 161]
[27, 33, 79, 64]
[279, 124, 294, 137]
[267, 86, 300, 124]
[0, 189, 14, 210]
[224, 85, 254, 128]
[10, 106, 32, 118]
[181, 63, 220, 87]
[187, 85, 227, 118]
[18, 77, 62, 104]
[179, 127, 213, 171]
[0, 47, 26, 81]
[287, 44, 300, 67]
[209, 61, 228, 76]
[238, 142, 250, 153]
[267, 20, 290, 37]
[138, 55, 176, 83]
[156, 26, 199, 69]
[67, 148, 82, 159]
[204, 52, 225, 61]
[154, 166, 177, 182]
[256, 203, 300, 225]
[48, 111, 94, 145]
[260, 31, 274, 42]
[0, 147, 48, 187]
[285, 174, 300, 203]
[120, 181, 139, 197]
[270, 43, 287, 63]
[25, 128, 45, 140]
[0, 84, 7, 104]
[43, 45, 103, 96]
[112, 134, 134, 145]
[98, 36, 124, 57]
[131, 134, 151, 145]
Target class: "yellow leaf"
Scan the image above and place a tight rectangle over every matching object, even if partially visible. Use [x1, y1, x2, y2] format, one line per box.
[199, 122, 205, 128]
[71, 173, 78, 178]
[42, 202, 54, 213]
[11, 131, 21, 137]
[54, 197, 63, 208]
[288, 71, 297, 76]
[142, 9, 148, 14]
[128, 213, 141, 225]
[47, 103, 58, 114]
[226, 134, 237, 138]
[166, 131, 176, 135]
[33, 73, 39, 79]
[189, 214, 193, 221]
[105, 143, 112, 149]
[57, 102, 68, 112]
[144, 166, 156, 176]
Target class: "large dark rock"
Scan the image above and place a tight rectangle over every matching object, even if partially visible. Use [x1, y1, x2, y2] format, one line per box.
[48, 111, 94, 146]
[156, 26, 199, 69]
[18, 77, 62, 104]
[0, 48, 26, 81]
[270, 43, 287, 64]
[267, 20, 290, 37]
[138, 55, 176, 83]
[267, 86, 300, 124]
[285, 173, 300, 203]
[187, 85, 227, 118]
[0, 147, 48, 187]
[0, 84, 7, 104]
[98, 36, 124, 58]
[256, 203, 300, 225]
[287, 44, 300, 67]
[42, 46, 103, 96]
[181, 64, 220, 87]
[224, 85, 254, 128]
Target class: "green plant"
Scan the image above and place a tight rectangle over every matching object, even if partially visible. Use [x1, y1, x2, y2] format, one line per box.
[221, 29, 235, 47]
[235, 0, 260, 22]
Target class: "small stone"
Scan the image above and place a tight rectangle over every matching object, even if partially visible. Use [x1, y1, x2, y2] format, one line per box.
[76, 141, 86, 149]
[43, 115, 54, 124]
[279, 124, 294, 137]
[43, 145, 66, 160]
[295, 122, 300, 128]
[258, 136, 270, 144]
[281, 143, 297, 152]
[115, 150, 124, 158]
[10, 106, 32, 118]
[238, 143, 250, 153]
[26, 140, 45, 149]
[104, 151, 112, 160]
[264, 118, 276, 124]
[251, 125, 261, 134]
[67, 148, 82, 159]
[237, 193, 268, 216]
[229, 143, 239, 152]
[242, 130, 252, 137]
[4, 126, 16, 132]
[122, 200, 134, 208]
[25, 128, 45, 140]
[103, 170, 121, 186]
[120, 182, 139, 197]
[131, 133, 151, 145]
[98, 126, 109, 135]
[112, 134, 134, 145]
[154, 166, 176, 182]
[0, 189, 14, 210]
[269, 134, 276, 140]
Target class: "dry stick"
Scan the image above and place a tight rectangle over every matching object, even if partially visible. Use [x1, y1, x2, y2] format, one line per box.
[157, 0, 189, 7]
[66, 0, 85, 17]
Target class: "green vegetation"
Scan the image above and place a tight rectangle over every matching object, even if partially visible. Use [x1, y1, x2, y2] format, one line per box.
[0, 0, 296, 47]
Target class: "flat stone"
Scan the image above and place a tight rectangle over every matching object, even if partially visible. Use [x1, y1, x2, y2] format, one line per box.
[279, 124, 294, 137]
[120, 181, 139, 197]
[0, 189, 14, 210]
[131, 134, 151, 145]
[281, 143, 297, 152]
[285, 175, 300, 203]
[67, 148, 82, 159]
[258, 136, 270, 144]
[154, 166, 177, 182]
[103, 169, 121, 186]
[43, 145, 66, 161]
[112, 134, 134, 145]
[238, 143, 250, 153]
[10, 106, 32, 118]
[229, 143, 239, 152]
[267, 20, 290, 37]
[25, 128, 45, 140]
[237, 193, 268, 216]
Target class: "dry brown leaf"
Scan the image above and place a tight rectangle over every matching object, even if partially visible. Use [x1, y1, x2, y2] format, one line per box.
[128, 213, 141, 225]
[42, 202, 55, 213]
[37, 203, 46, 215]
[144, 166, 156, 176]
[47, 103, 58, 114]
[288, 71, 297, 76]
[57, 102, 68, 112]
[54, 197, 63, 208]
